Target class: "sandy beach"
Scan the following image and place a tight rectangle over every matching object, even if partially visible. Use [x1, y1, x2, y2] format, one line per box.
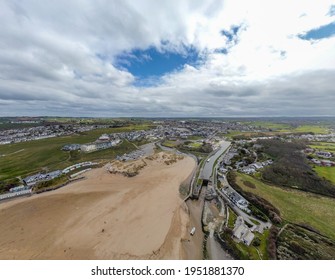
[0, 152, 196, 259]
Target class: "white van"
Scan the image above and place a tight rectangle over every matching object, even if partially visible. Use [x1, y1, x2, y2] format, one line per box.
[190, 227, 196, 236]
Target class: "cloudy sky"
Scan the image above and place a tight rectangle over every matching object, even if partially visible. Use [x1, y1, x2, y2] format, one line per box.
[0, 0, 334, 117]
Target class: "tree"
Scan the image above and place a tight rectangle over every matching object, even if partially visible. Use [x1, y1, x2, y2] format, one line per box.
[253, 237, 261, 247]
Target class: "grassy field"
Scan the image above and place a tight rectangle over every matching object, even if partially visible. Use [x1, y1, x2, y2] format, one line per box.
[226, 124, 330, 139]
[161, 140, 180, 148]
[225, 131, 244, 138]
[0, 124, 151, 181]
[188, 142, 202, 148]
[310, 142, 335, 152]
[253, 122, 329, 134]
[227, 207, 237, 228]
[234, 172, 335, 240]
[290, 125, 329, 134]
[251, 121, 292, 131]
[314, 166, 335, 184]
[187, 135, 203, 140]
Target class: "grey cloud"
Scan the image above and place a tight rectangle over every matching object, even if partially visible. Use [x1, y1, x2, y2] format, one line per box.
[0, 1, 334, 117]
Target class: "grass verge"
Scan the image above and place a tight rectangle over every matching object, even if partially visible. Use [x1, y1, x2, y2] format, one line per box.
[314, 166, 335, 184]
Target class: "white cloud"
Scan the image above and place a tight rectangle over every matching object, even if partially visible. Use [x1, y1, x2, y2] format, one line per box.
[0, 0, 334, 116]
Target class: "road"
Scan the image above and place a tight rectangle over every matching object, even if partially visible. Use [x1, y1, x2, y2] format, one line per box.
[201, 141, 231, 180]
[217, 176, 272, 232]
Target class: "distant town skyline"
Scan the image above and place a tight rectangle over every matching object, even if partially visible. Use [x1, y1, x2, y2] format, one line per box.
[0, 0, 334, 117]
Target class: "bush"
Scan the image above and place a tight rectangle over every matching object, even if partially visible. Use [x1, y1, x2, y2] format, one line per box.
[253, 237, 261, 247]
[244, 180, 256, 189]
[289, 241, 306, 255]
[267, 226, 279, 260]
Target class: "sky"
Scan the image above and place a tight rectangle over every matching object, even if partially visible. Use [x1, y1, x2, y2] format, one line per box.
[0, 0, 334, 117]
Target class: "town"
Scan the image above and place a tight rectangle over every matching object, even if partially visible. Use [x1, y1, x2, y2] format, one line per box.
[0, 117, 335, 260]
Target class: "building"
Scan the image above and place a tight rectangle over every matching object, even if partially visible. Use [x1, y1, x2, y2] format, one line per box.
[81, 143, 97, 152]
[250, 162, 263, 170]
[62, 144, 81, 151]
[9, 185, 29, 193]
[62, 161, 97, 174]
[311, 158, 321, 165]
[316, 151, 332, 158]
[0, 189, 32, 201]
[81, 140, 121, 153]
[98, 134, 110, 141]
[241, 166, 256, 174]
[23, 170, 62, 186]
[233, 216, 255, 246]
[320, 160, 335, 167]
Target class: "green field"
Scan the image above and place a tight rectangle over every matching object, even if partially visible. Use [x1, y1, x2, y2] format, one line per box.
[227, 207, 237, 228]
[314, 166, 335, 184]
[251, 121, 292, 131]
[161, 140, 179, 148]
[0, 124, 151, 181]
[225, 131, 244, 138]
[188, 142, 202, 148]
[227, 123, 330, 138]
[234, 172, 335, 240]
[253, 122, 329, 134]
[225, 130, 309, 140]
[310, 142, 335, 152]
[290, 125, 329, 134]
[187, 135, 203, 140]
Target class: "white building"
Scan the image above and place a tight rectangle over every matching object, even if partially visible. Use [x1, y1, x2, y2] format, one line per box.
[81, 143, 97, 152]
[81, 140, 121, 153]
[98, 134, 110, 141]
[233, 216, 255, 246]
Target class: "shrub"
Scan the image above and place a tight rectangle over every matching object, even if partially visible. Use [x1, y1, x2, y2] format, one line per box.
[253, 237, 261, 247]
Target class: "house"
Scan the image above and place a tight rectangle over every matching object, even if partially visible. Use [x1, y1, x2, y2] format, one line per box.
[242, 231, 255, 246]
[316, 151, 332, 159]
[233, 216, 255, 246]
[219, 166, 228, 173]
[9, 185, 28, 193]
[311, 158, 321, 165]
[81, 143, 97, 152]
[98, 134, 110, 141]
[250, 162, 263, 170]
[241, 166, 256, 174]
[81, 140, 121, 153]
[320, 160, 335, 167]
[23, 170, 62, 186]
[62, 144, 81, 151]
